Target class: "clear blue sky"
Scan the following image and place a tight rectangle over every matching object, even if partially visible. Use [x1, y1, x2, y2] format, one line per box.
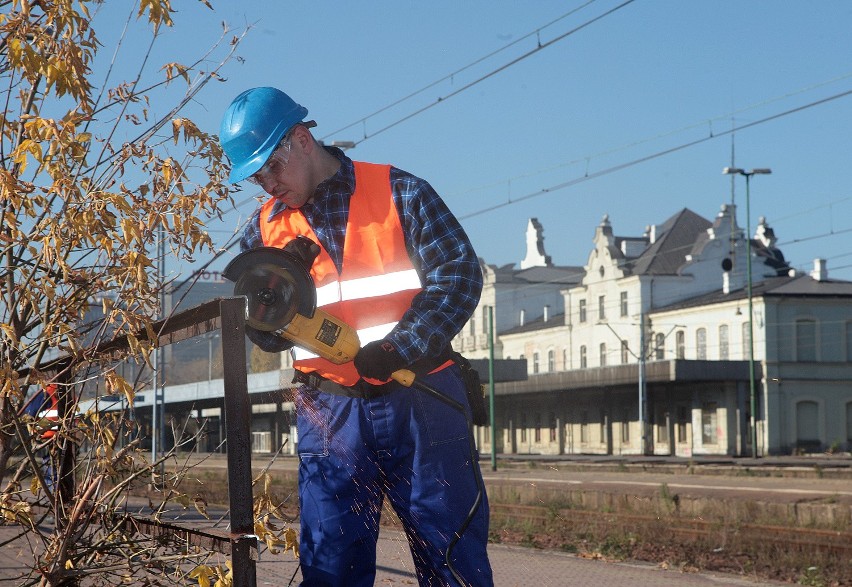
[92, 1, 852, 280]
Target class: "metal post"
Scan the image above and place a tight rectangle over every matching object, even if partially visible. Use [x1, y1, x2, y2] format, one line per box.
[639, 311, 647, 455]
[745, 174, 757, 459]
[220, 297, 257, 586]
[722, 166, 770, 458]
[488, 306, 496, 471]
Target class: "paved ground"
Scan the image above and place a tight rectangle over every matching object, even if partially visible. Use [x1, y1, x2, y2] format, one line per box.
[253, 526, 789, 586]
[0, 454, 847, 586]
[0, 523, 787, 586]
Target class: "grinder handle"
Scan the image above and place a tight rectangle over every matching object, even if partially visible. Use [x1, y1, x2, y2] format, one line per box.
[390, 369, 416, 387]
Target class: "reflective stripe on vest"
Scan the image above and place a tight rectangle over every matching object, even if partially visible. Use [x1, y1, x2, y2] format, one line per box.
[259, 161, 421, 386]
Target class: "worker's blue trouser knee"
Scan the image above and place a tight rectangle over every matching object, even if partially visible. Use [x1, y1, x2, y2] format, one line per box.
[295, 364, 493, 586]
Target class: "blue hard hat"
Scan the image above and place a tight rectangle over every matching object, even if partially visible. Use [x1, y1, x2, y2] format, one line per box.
[219, 87, 309, 183]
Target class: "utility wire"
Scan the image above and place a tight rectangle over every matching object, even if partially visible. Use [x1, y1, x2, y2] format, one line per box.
[333, 0, 636, 145]
[458, 86, 852, 221]
[320, 0, 600, 140]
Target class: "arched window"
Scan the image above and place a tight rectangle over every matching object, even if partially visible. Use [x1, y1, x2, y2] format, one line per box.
[719, 324, 729, 360]
[696, 328, 707, 360]
[676, 330, 685, 359]
[796, 400, 820, 451]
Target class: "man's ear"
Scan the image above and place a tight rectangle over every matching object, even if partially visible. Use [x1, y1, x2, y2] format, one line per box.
[293, 125, 314, 154]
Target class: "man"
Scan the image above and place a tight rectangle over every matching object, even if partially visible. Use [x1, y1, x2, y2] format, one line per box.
[219, 87, 493, 587]
[21, 384, 59, 492]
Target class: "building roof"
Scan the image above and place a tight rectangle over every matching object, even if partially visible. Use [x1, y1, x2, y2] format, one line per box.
[489, 262, 584, 285]
[500, 312, 566, 336]
[654, 273, 852, 313]
[629, 208, 712, 275]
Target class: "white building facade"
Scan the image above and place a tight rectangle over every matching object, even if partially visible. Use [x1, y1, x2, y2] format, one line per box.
[462, 206, 852, 457]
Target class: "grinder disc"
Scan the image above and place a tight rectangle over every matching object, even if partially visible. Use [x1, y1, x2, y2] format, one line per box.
[223, 246, 318, 332]
[233, 264, 302, 332]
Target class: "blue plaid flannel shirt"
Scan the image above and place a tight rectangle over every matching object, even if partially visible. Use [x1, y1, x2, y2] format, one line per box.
[240, 148, 482, 364]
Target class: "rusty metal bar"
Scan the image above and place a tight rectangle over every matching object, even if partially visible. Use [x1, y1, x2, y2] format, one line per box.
[93, 298, 224, 359]
[219, 297, 257, 586]
[121, 514, 233, 554]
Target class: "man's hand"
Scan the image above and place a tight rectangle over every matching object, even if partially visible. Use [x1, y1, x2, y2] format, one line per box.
[246, 325, 294, 353]
[283, 236, 320, 269]
[354, 340, 406, 381]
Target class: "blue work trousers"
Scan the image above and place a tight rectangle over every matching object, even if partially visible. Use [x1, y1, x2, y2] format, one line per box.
[295, 364, 493, 586]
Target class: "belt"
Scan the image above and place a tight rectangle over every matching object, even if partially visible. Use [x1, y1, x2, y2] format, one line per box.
[292, 345, 461, 399]
[292, 371, 394, 399]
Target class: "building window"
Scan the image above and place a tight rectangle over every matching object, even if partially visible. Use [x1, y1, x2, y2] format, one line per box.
[796, 401, 819, 449]
[580, 411, 589, 443]
[580, 345, 587, 369]
[549, 412, 557, 442]
[599, 342, 607, 367]
[655, 332, 665, 360]
[719, 324, 729, 360]
[846, 402, 852, 445]
[620, 291, 628, 317]
[621, 340, 629, 364]
[562, 348, 568, 370]
[701, 402, 718, 444]
[520, 413, 527, 443]
[796, 318, 817, 362]
[846, 322, 852, 362]
[532, 352, 540, 374]
[696, 328, 707, 360]
[598, 295, 606, 320]
[579, 299, 587, 323]
[621, 409, 630, 443]
[599, 408, 607, 444]
[547, 349, 555, 372]
[534, 413, 542, 443]
[481, 306, 489, 334]
[469, 314, 476, 336]
[655, 405, 669, 444]
[742, 322, 751, 359]
[677, 406, 689, 443]
[676, 330, 685, 359]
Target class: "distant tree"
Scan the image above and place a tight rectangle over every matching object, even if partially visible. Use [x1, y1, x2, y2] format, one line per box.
[0, 1, 294, 584]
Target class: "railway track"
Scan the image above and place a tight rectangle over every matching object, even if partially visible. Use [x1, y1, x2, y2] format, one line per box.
[490, 503, 852, 557]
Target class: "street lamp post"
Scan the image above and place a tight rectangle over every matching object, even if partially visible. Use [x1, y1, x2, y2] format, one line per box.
[722, 166, 771, 458]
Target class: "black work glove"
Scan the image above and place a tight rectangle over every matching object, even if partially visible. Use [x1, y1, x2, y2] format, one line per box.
[245, 324, 293, 353]
[354, 339, 407, 381]
[283, 236, 320, 270]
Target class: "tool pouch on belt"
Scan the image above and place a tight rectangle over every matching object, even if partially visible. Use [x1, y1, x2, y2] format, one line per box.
[452, 352, 488, 426]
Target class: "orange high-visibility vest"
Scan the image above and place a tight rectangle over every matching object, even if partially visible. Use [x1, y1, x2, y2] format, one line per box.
[259, 161, 422, 386]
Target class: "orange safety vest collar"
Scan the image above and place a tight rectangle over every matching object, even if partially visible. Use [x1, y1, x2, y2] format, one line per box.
[259, 162, 422, 386]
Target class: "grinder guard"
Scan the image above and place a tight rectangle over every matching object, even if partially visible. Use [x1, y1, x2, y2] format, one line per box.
[223, 247, 317, 332]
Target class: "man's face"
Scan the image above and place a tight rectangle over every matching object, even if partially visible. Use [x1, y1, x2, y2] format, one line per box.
[248, 127, 313, 208]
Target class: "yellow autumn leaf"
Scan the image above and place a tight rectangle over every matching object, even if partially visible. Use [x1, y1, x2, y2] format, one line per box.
[188, 564, 215, 587]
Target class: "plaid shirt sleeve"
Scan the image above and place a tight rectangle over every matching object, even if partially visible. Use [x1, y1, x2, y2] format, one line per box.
[240, 209, 263, 251]
[387, 167, 483, 363]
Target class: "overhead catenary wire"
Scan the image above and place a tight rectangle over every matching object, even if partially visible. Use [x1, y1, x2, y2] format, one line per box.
[320, 0, 601, 141]
[457, 86, 852, 221]
[325, 0, 636, 145]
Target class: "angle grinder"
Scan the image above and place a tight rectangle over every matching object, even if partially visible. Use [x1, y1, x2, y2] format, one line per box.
[222, 247, 415, 386]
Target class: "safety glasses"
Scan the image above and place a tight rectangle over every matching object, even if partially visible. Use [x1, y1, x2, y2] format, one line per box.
[246, 131, 294, 185]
